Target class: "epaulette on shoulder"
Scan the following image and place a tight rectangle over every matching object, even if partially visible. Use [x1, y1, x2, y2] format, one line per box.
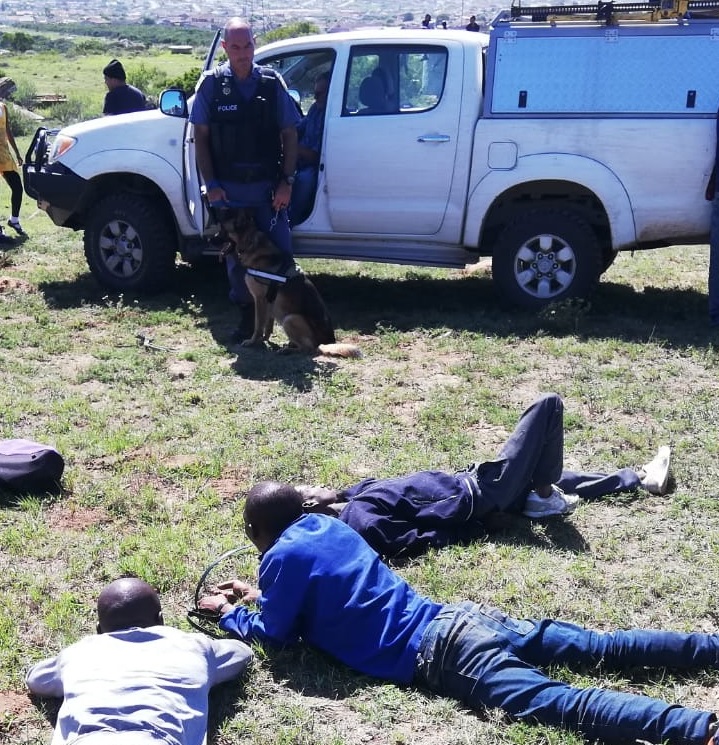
[257, 66, 279, 81]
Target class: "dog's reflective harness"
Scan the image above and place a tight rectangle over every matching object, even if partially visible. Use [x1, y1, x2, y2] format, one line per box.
[248, 259, 302, 303]
[208, 202, 300, 301]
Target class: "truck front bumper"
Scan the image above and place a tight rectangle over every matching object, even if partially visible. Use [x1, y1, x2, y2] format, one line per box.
[23, 128, 90, 229]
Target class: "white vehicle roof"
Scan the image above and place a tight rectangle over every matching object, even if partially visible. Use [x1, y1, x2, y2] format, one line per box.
[256, 28, 490, 55]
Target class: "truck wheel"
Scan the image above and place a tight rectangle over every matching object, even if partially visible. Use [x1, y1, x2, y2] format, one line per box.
[492, 208, 601, 309]
[84, 193, 177, 294]
[601, 250, 619, 274]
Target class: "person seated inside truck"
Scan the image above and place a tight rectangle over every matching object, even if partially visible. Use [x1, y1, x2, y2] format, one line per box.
[358, 67, 394, 115]
[290, 71, 330, 227]
[707, 102, 719, 327]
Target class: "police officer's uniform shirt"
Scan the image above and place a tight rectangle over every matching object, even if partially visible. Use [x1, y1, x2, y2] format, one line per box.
[190, 63, 301, 205]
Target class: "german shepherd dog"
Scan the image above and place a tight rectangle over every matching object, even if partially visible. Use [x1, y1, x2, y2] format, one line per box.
[218, 208, 361, 358]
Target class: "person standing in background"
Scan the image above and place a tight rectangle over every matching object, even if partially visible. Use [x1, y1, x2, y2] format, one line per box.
[102, 59, 147, 115]
[707, 104, 719, 326]
[0, 93, 25, 240]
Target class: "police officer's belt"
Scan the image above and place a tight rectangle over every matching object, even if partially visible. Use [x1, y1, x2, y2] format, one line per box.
[228, 167, 273, 184]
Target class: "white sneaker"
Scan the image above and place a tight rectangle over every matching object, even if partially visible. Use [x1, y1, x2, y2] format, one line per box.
[640, 445, 671, 496]
[522, 486, 580, 519]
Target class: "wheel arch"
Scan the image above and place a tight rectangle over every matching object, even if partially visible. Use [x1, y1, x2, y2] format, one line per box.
[74, 172, 180, 238]
[466, 156, 637, 263]
[65, 149, 192, 236]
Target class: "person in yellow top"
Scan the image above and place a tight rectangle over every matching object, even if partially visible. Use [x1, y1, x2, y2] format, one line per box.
[0, 98, 26, 241]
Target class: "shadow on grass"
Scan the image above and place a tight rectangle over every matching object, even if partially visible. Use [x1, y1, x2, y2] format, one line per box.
[261, 645, 378, 699]
[228, 344, 341, 391]
[483, 511, 591, 553]
[207, 677, 250, 742]
[36, 261, 719, 364]
[0, 486, 65, 508]
[26, 693, 61, 731]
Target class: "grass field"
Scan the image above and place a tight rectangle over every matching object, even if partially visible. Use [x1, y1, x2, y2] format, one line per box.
[2, 138, 719, 742]
[0, 47, 207, 125]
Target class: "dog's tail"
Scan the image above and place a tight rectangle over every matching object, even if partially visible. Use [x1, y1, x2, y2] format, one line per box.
[317, 343, 362, 358]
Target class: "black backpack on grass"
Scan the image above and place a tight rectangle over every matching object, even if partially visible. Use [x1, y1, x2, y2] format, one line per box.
[0, 439, 64, 493]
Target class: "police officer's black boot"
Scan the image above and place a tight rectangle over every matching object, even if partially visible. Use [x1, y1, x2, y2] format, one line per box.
[230, 303, 256, 343]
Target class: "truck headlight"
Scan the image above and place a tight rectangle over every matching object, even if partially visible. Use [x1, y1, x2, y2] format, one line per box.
[48, 134, 77, 164]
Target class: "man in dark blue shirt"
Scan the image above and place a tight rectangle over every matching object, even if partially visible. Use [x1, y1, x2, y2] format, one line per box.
[200, 486, 719, 745]
[102, 59, 147, 115]
[297, 393, 671, 557]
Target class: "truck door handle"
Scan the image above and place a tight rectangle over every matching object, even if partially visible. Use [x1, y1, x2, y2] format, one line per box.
[417, 134, 451, 143]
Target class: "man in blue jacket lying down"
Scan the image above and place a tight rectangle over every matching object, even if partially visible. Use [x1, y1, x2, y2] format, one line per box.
[199, 479, 716, 745]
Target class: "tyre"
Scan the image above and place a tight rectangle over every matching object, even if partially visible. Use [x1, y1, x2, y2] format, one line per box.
[601, 249, 619, 274]
[83, 193, 177, 294]
[492, 207, 602, 309]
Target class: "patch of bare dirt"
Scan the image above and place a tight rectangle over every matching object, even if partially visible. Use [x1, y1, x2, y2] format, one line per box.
[0, 690, 33, 717]
[461, 258, 492, 276]
[54, 353, 97, 376]
[210, 476, 243, 501]
[684, 684, 719, 713]
[0, 276, 34, 293]
[168, 359, 197, 380]
[45, 504, 109, 531]
[111, 464, 247, 508]
[357, 342, 468, 390]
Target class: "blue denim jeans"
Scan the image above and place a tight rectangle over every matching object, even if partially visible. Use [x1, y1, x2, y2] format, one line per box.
[289, 166, 318, 227]
[414, 601, 717, 744]
[467, 393, 641, 514]
[709, 192, 719, 325]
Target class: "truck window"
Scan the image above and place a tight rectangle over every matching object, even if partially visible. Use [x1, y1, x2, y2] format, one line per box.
[343, 45, 447, 116]
[258, 50, 336, 115]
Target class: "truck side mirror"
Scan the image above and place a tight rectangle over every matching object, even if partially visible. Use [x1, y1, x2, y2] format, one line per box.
[159, 89, 188, 118]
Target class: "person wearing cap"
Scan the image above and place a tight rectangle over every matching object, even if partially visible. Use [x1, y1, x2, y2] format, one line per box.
[102, 59, 147, 116]
[25, 577, 252, 745]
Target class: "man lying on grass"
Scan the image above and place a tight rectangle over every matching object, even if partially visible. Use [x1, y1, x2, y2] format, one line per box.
[26, 577, 252, 745]
[200, 485, 718, 745]
[296, 392, 671, 558]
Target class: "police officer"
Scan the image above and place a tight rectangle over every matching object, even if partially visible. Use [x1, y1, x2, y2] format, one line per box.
[190, 18, 301, 341]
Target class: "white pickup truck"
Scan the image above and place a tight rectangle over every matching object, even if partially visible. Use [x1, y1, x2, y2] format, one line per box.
[22, 3, 719, 307]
